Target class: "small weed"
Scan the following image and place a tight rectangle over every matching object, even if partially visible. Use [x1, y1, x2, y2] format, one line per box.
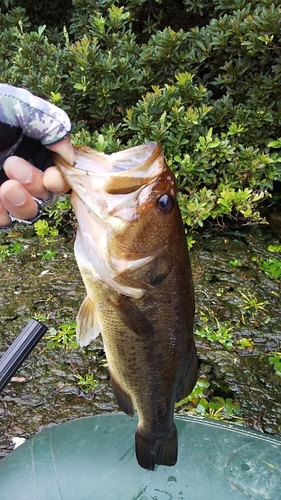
[43, 196, 76, 230]
[186, 235, 195, 249]
[259, 257, 281, 279]
[0, 242, 25, 262]
[252, 245, 281, 280]
[176, 379, 242, 422]
[75, 370, 99, 391]
[37, 249, 58, 259]
[44, 196, 72, 219]
[32, 313, 49, 323]
[229, 259, 243, 267]
[268, 352, 281, 377]
[45, 321, 79, 350]
[176, 379, 210, 408]
[34, 220, 58, 237]
[195, 396, 242, 421]
[267, 245, 281, 253]
[235, 337, 254, 351]
[195, 319, 234, 350]
[239, 292, 266, 317]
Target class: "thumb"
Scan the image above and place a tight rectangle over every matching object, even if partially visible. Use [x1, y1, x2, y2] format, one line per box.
[47, 136, 75, 165]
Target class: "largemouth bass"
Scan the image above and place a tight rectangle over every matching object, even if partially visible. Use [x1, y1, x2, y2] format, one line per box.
[53, 142, 197, 470]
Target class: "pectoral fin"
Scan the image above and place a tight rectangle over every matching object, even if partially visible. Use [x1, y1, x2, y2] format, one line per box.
[113, 296, 155, 337]
[76, 295, 102, 347]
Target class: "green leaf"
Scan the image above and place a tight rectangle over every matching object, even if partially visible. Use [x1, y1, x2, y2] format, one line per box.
[267, 139, 281, 148]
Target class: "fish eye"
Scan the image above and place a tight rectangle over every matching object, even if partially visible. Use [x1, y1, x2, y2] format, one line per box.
[157, 194, 174, 213]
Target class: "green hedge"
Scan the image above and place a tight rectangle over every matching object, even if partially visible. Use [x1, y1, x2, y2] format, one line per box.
[1, 0, 280, 229]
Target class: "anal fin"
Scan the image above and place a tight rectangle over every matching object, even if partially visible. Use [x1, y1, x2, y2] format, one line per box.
[110, 372, 135, 417]
[135, 424, 178, 471]
[76, 295, 102, 347]
[176, 348, 198, 402]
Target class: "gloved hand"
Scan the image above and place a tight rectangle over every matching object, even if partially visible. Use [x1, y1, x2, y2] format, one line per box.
[0, 84, 75, 228]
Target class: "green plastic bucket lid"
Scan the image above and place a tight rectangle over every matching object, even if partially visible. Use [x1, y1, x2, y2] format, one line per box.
[0, 413, 280, 500]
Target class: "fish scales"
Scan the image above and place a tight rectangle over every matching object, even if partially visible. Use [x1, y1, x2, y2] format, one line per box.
[52, 142, 197, 471]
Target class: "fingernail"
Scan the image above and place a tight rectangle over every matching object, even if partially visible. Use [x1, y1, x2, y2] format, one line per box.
[3, 184, 26, 206]
[4, 156, 33, 183]
[62, 141, 75, 165]
[67, 142, 75, 165]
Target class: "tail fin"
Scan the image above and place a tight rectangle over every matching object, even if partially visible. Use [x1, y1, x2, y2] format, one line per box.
[135, 424, 178, 471]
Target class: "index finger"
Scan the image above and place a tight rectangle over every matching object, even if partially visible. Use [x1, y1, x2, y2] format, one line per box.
[3, 157, 51, 200]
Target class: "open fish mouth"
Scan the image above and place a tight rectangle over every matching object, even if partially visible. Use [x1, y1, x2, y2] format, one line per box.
[52, 141, 170, 223]
[53, 141, 164, 192]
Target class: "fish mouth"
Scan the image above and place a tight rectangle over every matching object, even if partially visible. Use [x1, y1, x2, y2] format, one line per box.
[52, 142, 167, 223]
[52, 142, 164, 194]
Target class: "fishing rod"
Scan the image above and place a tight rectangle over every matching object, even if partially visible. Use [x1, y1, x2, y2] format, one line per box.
[0, 319, 47, 393]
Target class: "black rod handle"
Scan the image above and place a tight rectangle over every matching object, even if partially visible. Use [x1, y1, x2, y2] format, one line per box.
[0, 319, 47, 393]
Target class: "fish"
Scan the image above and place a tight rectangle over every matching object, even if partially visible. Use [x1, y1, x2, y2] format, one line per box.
[52, 142, 197, 470]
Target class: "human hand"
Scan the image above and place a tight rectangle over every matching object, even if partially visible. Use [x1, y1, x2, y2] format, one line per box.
[0, 85, 74, 228]
[0, 137, 74, 227]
